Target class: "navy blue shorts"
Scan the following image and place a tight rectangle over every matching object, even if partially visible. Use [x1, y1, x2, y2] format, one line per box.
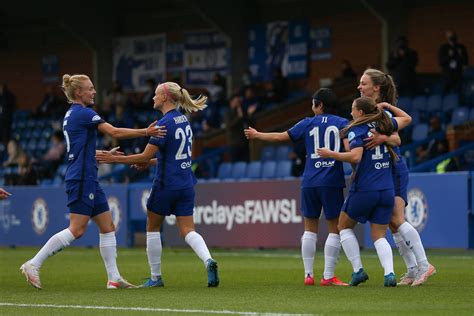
[146, 186, 195, 217]
[65, 180, 109, 217]
[301, 187, 344, 220]
[342, 189, 395, 225]
[393, 158, 409, 205]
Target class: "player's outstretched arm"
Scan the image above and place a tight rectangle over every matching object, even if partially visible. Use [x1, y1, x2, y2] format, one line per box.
[244, 127, 290, 142]
[0, 188, 11, 200]
[317, 147, 363, 164]
[98, 121, 166, 140]
[377, 102, 412, 130]
[96, 144, 158, 165]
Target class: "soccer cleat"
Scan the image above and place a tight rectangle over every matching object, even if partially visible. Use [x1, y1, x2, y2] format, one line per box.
[384, 273, 397, 287]
[349, 268, 369, 286]
[412, 264, 437, 287]
[304, 274, 315, 286]
[20, 261, 42, 289]
[206, 258, 219, 287]
[140, 276, 164, 288]
[320, 276, 349, 286]
[397, 272, 415, 286]
[107, 277, 137, 289]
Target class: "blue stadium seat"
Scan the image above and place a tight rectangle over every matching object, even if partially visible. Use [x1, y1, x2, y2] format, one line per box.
[411, 95, 427, 112]
[276, 160, 292, 178]
[261, 161, 277, 179]
[442, 93, 459, 113]
[246, 161, 262, 179]
[231, 161, 247, 179]
[397, 97, 412, 112]
[470, 108, 474, 121]
[411, 124, 429, 142]
[217, 162, 232, 180]
[451, 107, 470, 126]
[275, 145, 292, 161]
[260, 146, 276, 161]
[426, 95, 442, 112]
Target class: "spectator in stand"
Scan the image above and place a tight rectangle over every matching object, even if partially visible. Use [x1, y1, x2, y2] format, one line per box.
[224, 95, 249, 162]
[435, 139, 459, 173]
[33, 130, 66, 178]
[386, 36, 418, 96]
[141, 78, 157, 109]
[242, 86, 261, 126]
[438, 30, 469, 94]
[208, 72, 227, 105]
[335, 60, 358, 82]
[35, 86, 68, 119]
[3, 140, 27, 168]
[416, 116, 443, 163]
[0, 83, 16, 144]
[265, 67, 288, 103]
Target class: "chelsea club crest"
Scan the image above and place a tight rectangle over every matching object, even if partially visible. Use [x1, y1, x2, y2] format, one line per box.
[32, 198, 49, 235]
[405, 188, 428, 232]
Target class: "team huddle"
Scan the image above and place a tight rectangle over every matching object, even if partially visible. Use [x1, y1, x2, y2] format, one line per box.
[20, 69, 434, 290]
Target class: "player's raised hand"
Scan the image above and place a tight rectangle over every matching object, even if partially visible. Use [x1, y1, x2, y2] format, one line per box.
[364, 129, 388, 149]
[0, 188, 11, 200]
[244, 127, 259, 139]
[146, 121, 167, 138]
[96, 150, 116, 164]
[110, 146, 124, 156]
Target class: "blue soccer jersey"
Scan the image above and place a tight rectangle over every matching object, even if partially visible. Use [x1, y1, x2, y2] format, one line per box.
[348, 118, 399, 192]
[63, 104, 104, 182]
[148, 109, 197, 190]
[288, 114, 349, 188]
[384, 110, 402, 158]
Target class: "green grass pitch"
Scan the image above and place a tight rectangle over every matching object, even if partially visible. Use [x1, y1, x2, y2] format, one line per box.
[1, 247, 473, 315]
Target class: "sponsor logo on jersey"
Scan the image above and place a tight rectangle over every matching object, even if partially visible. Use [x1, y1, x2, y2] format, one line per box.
[107, 196, 122, 232]
[405, 188, 428, 232]
[314, 160, 335, 168]
[180, 161, 192, 169]
[374, 161, 390, 169]
[31, 198, 49, 235]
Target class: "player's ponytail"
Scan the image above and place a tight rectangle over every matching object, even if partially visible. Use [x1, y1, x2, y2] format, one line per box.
[160, 82, 207, 113]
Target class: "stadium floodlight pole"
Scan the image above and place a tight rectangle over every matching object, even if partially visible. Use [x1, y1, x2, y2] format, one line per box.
[360, 0, 389, 72]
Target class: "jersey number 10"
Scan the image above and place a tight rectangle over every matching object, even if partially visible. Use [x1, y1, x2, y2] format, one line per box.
[309, 126, 340, 159]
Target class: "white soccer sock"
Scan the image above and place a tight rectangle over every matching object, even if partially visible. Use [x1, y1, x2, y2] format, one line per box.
[184, 231, 212, 266]
[323, 233, 341, 280]
[374, 238, 394, 275]
[301, 231, 317, 277]
[30, 228, 75, 268]
[99, 232, 121, 281]
[340, 229, 362, 272]
[398, 222, 429, 269]
[393, 232, 417, 271]
[146, 232, 162, 280]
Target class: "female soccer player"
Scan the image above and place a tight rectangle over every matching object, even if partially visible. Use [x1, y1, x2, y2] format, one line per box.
[318, 96, 411, 287]
[20, 74, 166, 289]
[244, 88, 349, 286]
[96, 82, 219, 288]
[358, 69, 435, 286]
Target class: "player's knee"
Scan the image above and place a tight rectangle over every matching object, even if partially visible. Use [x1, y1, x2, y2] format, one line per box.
[70, 226, 87, 239]
[179, 228, 193, 238]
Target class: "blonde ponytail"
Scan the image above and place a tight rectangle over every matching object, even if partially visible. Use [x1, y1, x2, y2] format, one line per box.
[61, 74, 90, 103]
[160, 82, 207, 113]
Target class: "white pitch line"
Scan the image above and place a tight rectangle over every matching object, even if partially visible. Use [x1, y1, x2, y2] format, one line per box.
[0, 303, 316, 316]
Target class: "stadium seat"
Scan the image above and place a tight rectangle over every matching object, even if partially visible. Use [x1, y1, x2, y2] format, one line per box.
[231, 161, 247, 179]
[397, 96, 412, 112]
[442, 93, 459, 113]
[275, 145, 292, 161]
[411, 95, 427, 112]
[217, 162, 232, 180]
[246, 161, 262, 179]
[261, 161, 277, 179]
[411, 124, 429, 142]
[275, 160, 292, 178]
[260, 146, 276, 161]
[451, 107, 470, 126]
[426, 95, 442, 112]
[470, 108, 474, 121]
